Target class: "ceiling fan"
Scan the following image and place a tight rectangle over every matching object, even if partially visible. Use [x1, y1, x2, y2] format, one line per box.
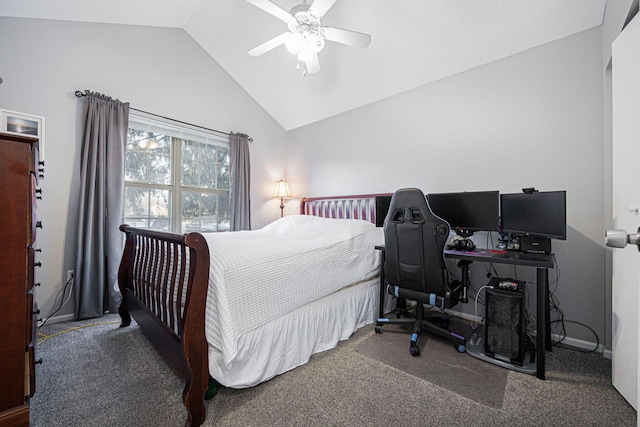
[246, 0, 371, 76]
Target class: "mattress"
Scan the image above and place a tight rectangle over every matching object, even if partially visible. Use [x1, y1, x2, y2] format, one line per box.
[201, 215, 385, 368]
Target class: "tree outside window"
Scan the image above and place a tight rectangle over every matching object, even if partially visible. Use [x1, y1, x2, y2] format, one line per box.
[124, 121, 230, 233]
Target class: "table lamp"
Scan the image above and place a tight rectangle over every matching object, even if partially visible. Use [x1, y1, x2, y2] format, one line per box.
[274, 179, 292, 217]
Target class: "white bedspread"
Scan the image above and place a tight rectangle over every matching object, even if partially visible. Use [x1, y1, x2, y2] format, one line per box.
[202, 215, 384, 367]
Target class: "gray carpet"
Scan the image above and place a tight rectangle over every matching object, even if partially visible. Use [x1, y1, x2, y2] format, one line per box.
[31, 314, 636, 426]
[356, 320, 508, 408]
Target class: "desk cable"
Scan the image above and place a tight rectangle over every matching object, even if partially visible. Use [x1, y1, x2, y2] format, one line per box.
[542, 254, 599, 353]
[471, 284, 494, 329]
[39, 273, 74, 328]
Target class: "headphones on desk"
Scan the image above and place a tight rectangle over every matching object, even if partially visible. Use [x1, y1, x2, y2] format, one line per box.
[450, 236, 476, 251]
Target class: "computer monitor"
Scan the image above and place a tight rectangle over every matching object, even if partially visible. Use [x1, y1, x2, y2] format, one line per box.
[426, 190, 500, 237]
[500, 191, 566, 240]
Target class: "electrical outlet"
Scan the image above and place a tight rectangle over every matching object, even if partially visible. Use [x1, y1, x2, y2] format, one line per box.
[67, 270, 74, 284]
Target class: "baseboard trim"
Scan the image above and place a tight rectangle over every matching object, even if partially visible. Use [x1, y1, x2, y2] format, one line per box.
[39, 313, 74, 326]
[548, 333, 606, 355]
[445, 309, 481, 324]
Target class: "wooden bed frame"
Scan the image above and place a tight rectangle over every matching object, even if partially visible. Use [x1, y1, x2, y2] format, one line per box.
[117, 193, 392, 426]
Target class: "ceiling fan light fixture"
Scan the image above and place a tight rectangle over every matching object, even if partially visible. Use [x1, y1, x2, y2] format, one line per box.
[285, 28, 324, 61]
[306, 31, 325, 53]
[298, 45, 313, 62]
[285, 32, 302, 54]
[246, 0, 370, 75]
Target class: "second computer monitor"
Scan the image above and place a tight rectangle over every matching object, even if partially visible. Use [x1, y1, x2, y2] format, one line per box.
[427, 190, 500, 237]
[500, 191, 567, 240]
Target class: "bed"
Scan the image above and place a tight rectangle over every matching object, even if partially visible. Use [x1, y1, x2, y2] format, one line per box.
[117, 193, 393, 426]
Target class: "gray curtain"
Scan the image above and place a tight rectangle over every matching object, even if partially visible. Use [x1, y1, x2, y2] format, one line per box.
[74, 91, 129, 320]
[229, 132, 251, 231]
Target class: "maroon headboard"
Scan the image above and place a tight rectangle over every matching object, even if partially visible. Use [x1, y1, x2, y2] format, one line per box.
[300, 193, 393, 227]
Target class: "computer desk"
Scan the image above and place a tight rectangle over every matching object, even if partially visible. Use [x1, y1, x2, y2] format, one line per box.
[375, 245, 555, 380]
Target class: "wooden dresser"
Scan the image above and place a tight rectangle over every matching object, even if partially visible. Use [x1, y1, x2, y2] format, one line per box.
[0, 132, 42, 426]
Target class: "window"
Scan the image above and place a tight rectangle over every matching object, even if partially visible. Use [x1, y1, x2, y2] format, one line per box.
[124, 115, 231, 233]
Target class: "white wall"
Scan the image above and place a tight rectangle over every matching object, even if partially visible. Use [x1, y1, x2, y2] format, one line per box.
[287, 27, 607, 348]
[0, 18, 287, 320]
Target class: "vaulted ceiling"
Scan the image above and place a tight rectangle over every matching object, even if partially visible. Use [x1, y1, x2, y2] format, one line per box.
[1, 0, 607, 130]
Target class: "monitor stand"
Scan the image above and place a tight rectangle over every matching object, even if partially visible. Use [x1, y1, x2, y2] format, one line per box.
[466, 326, 537, 375]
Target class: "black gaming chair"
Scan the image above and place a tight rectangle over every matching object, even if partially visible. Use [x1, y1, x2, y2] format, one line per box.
[375, 188, 466, 356]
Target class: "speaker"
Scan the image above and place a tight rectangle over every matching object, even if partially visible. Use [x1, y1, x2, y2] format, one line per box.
[484, 285, 525, 366]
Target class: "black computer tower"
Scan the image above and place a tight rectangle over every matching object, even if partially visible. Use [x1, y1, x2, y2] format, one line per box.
[484, 282, 525, 366]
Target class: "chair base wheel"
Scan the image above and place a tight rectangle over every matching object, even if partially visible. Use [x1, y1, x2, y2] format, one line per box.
[375, 325, 383, 334]
[410, 344, 420, 356]
[456, 344, 466, 353]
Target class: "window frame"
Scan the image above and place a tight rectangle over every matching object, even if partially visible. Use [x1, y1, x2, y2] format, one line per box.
[125, 113, 231, 233]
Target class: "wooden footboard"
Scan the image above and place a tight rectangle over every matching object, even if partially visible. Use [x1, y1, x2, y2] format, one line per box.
[117, 225, 210, 426]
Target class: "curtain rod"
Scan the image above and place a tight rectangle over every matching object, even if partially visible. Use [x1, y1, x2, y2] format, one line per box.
[74, 90, 252, 142]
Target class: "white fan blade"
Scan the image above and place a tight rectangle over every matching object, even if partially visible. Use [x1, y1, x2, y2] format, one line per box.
[248, 32, 290, 57]
[306, 52, 321, 74]
[308, 0, 338, 18]
[246, 0, 293, 24]
[323, 27, 371, 48]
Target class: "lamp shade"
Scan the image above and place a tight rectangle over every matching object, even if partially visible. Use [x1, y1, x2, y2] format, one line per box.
[274, 179, 292, 198]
